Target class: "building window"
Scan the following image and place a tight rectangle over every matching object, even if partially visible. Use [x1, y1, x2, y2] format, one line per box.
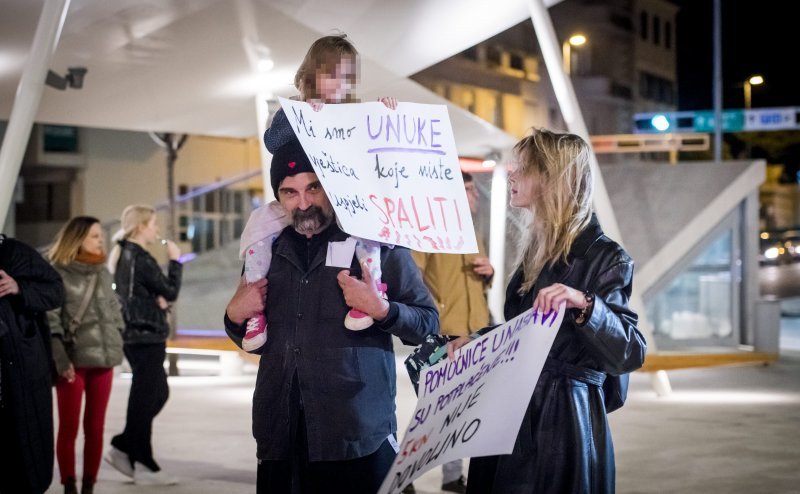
[487, 46, 502, 67]
[462, 46, 478, 61]
[639, 71, 675, 104]
[43, 125, 79, 152]
[639, 72, 649, 99]
[509, 52, 524, 71]
[665, 21, 672, 49]
[610, 13, 633, 32]
[661, 80, 675, 104]
[611, 83, 633, 100]
[653, 15, 661, 45]
[16, 181, 71, 222]
[646, 229, 737, 350]
[640, 11, 648, 40]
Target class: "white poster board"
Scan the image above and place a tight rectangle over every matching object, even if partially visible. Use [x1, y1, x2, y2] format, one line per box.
[378, 305, 564, 494]
[279, 97, 478, 254]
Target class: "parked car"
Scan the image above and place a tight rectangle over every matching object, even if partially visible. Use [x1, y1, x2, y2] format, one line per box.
[760, 229, 800, 265]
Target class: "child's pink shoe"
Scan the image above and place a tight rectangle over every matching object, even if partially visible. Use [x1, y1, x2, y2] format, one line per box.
[243, 313, 268, 353]
[344, 283, 388, 331]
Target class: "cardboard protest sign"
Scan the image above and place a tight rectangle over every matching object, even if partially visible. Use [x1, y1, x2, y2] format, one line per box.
[278, 97, 478, 253]
[378, 305, 564, 494]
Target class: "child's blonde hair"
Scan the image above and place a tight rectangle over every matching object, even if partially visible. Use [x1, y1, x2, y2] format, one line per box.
[107, 205, 156, 273]
[48, 216, 102, 266]
[294, 34, 359, 102]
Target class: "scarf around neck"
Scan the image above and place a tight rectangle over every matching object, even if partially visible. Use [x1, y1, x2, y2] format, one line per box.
[75, 250, 107, 265]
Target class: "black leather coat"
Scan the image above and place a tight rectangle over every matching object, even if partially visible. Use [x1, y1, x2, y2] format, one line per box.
[0, 235, 64, 494]
[114, 240, 181, 345]
[467, 217, 647, 494]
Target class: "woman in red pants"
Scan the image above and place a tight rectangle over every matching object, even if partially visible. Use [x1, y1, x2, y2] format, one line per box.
[47, 217, 124, 494]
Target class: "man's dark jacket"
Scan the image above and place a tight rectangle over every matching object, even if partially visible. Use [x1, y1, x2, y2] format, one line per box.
[0, 235, 63, 494]
[114, 240, 182, 344]
[225, 224, 438, 461]
[467, 217, 647, 494]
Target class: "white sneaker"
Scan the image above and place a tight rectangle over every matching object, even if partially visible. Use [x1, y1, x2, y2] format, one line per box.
[133, 462, 179, 486]
[103, 446, 133, 478]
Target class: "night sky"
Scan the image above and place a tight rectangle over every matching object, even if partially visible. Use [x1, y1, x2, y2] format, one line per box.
[673, 0, 796, 111]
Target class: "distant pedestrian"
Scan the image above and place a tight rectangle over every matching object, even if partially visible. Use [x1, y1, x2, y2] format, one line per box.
[105, 205, 182, 486]
[0, 234, 64, 494]
[47, 217, 124, 494]
[412, 172, 494, 493]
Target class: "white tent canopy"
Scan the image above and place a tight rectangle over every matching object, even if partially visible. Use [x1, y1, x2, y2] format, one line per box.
[0, 0, 564, 153]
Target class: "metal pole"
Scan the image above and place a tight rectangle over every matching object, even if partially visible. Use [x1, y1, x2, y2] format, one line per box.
[0, 0, 71, 231]
[256, 94, 274, 202]
[487, 161, 508, 323]
[744, 81, 751, 110]
[713, 0, 722, 162]
[526, 0, 623, 246]
[235, 0, 274, 202]
[744, 81, 752, 157]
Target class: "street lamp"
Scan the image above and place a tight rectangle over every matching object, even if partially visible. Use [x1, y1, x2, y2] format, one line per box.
[562, 34, 587, 75]
[743, 74, 764, 110]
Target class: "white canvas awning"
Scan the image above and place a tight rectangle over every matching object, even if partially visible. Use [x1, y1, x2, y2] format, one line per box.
[0, 0, 569, 155]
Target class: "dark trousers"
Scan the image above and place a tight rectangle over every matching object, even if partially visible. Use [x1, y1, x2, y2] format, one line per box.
[111, 343, 169, 472]
[257, 409, 397, 494]
[0, 387, 29, 494]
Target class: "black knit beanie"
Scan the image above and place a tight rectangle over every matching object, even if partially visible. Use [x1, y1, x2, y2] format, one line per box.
[270, 138, 315, 197]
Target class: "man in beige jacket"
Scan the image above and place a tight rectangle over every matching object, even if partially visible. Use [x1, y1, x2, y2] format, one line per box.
[410, 172, 494, 493]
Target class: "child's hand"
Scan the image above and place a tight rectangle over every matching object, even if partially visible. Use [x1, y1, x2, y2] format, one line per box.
[309, 101, 325, 112]
[377, 97, 397, 110]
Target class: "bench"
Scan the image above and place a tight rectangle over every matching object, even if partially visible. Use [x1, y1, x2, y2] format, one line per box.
[166, 335, 249, 376]
[639, 351, 779, 396]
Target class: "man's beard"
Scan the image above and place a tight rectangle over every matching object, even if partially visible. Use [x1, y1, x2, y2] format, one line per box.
[292, 205, 332, 235]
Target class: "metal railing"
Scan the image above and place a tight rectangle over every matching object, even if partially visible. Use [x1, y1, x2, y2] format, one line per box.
[103, 170, 261, 257]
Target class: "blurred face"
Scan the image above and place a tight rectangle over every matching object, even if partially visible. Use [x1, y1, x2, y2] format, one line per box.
[278, 172, 334, 237]
[464, 180, 479, 214]
[137, 215, 160, 245]
[317, 56, 357, 103]
[80, 222, 104, 256]
[508, 162, 540, 209]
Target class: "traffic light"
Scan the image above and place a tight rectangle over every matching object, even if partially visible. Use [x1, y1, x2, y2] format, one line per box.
[633, 111, 695, 133]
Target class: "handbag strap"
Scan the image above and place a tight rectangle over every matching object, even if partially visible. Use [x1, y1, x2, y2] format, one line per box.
[68, 273, 98, 336]
[127, 252, 135, 302]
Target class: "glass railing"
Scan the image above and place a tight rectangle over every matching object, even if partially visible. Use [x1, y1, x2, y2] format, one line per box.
[102, 170, 262, 259]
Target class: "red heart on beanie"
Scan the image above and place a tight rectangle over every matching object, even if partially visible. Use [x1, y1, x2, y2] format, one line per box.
[288, 161, 296, 169]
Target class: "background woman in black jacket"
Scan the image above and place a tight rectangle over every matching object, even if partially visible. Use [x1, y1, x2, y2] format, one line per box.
[449, 129, 647, 493]
[0, 234, 63, 494]
[105, 205, 182, 486]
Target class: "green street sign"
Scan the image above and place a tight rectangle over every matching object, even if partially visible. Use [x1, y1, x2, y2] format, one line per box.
[693, 110, 745, 132]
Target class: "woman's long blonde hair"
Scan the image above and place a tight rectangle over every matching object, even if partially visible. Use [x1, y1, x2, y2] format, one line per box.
[513, 128, 594, 294]
[48, 216, 101, 266]
[294, 34, 359, 102]
[107, 205, 155, 274]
